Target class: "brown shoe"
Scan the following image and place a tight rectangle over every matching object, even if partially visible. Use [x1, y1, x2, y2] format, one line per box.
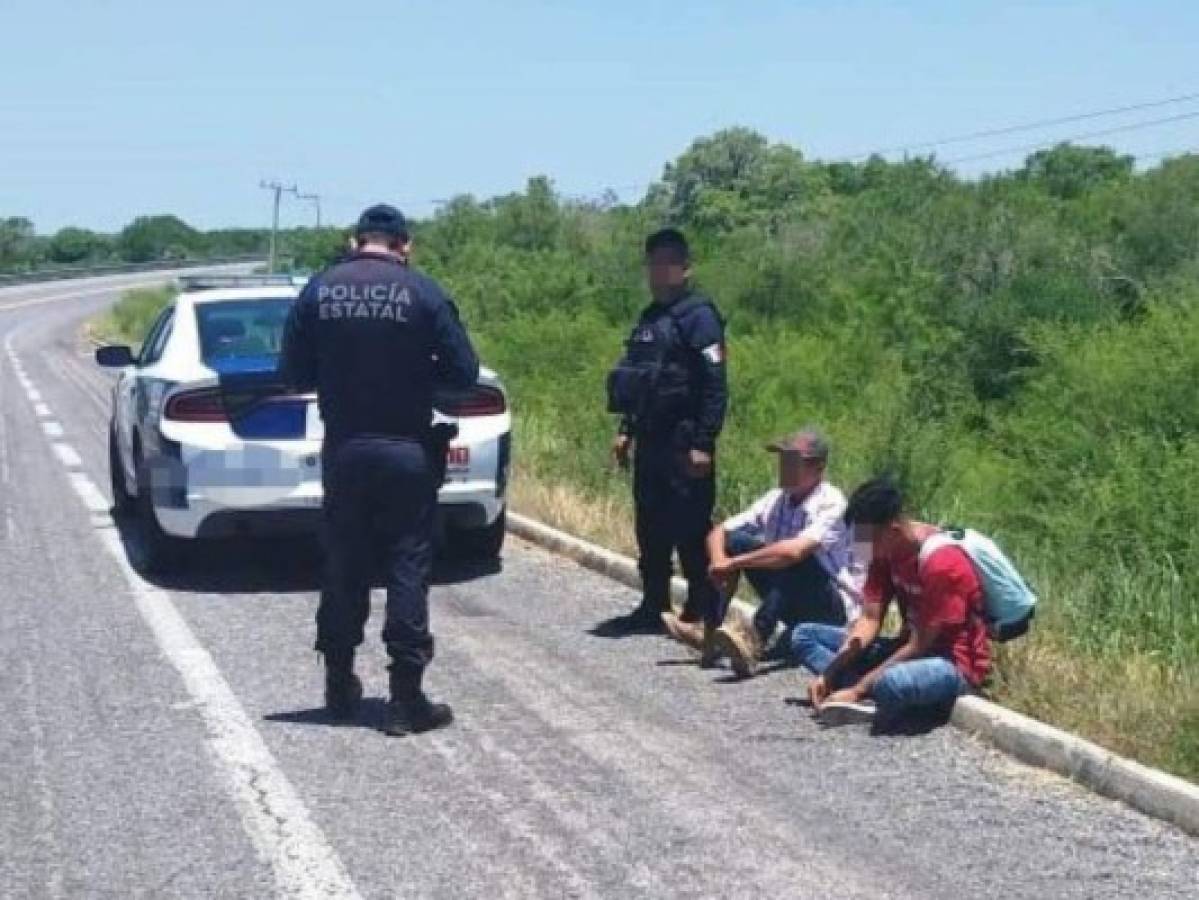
[713, 616, 763, 678]
[664, 613, 722, 669]
[662, 612, 705, 650]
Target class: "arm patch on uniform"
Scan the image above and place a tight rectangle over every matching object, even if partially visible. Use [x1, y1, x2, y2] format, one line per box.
[701, 343, 726, 364]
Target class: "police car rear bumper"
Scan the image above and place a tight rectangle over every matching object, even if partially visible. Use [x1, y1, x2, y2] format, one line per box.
[437, 480, 506, 530]
[155, 479, 324, 538]
[152, 478, 505, 539]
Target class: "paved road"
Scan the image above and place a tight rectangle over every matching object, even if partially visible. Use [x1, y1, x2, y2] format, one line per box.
[1, 272, 1195, 899]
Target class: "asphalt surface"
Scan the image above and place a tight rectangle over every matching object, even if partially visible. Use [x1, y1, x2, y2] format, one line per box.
[1, 271, 1195, 899]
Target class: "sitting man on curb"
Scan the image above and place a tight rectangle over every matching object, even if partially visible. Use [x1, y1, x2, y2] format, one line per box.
[793, 476, 991, 727]
[663, 428, 861, 676]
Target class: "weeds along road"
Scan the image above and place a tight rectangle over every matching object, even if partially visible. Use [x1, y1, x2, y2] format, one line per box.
[1, 272, 1195, 899]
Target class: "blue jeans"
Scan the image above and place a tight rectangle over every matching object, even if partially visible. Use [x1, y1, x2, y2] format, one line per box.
[724, 529, 846, 656]
[791, 623, 969, 722]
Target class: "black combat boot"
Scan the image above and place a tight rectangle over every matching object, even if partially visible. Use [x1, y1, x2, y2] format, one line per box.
[383, 668, 453, 737]
[591, 596, 669, 636]
[323, 649, 362, 720]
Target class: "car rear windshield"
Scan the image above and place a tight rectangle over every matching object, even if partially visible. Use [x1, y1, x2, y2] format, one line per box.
[195, 298, 294, 368]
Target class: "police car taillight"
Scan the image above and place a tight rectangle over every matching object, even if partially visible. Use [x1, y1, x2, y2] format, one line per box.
[164, 388, 228, 422]
[442, 386, 506, 417]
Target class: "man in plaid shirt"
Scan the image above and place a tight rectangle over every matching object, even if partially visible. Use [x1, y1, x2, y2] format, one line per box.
[663, 428, 863, 677]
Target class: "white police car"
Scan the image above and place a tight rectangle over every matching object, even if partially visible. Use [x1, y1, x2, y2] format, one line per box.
[96, 274, 511, 573]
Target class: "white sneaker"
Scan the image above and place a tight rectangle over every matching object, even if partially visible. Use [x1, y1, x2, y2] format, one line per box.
[817, 700, 877, 726]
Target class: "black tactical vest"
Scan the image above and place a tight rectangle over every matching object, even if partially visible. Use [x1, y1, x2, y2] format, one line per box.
[606, 297, 710, 427]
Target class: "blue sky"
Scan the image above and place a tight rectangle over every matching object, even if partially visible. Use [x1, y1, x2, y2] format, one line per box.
[2, 1, 1197, 233]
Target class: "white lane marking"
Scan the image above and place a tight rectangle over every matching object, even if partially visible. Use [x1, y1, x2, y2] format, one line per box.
[92, 512, 362, 898]
[67, 471, 110, 514]
[33, 403, 51, 418]
[42, 421, 64, 438]
[50, 443, 83, 469]
[26, 388, 42, 404]
[11, 348, 361, 900]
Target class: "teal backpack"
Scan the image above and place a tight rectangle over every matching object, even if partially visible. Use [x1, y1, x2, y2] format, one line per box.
[918, 528, 1037, 642]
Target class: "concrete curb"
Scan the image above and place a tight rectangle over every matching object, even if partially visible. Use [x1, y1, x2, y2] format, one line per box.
[507, 510, 1199, 837]
[508, 511, 688, 602]
[950, 695, 1199, 836]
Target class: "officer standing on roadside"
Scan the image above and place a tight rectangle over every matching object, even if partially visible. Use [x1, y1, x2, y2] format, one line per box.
[600, 228, 728, 639]
[279, 204, 479, 736]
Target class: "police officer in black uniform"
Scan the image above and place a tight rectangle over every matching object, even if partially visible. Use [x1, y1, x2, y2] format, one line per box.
[279, 204, 479, 735]
[601, 228, 728, 637]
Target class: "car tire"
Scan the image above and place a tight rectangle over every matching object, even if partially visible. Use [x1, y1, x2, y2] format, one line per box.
[108, 425, 136, 517]
[452, 508, 506, 560]
[131, 451, 185, 575]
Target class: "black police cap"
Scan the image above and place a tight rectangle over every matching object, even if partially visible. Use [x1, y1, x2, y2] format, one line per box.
[355, 204, 409, 238]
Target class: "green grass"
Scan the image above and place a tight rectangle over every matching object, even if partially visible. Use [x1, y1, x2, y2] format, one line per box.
[91, 285, 176, 349]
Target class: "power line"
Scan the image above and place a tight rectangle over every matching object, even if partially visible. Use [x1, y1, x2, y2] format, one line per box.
[856, 89, 1199, 159]
[304, 91, 1199, 213]
[944, 109, 1199, 164]
[1133, 146, 1199, 164]
[568, 100, 1199, 200]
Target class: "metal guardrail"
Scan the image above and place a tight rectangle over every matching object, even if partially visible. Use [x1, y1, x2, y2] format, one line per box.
[0, 255, 265, 289]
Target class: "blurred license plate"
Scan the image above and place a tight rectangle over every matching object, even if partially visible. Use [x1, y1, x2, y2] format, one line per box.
[447, 446, 470, 468]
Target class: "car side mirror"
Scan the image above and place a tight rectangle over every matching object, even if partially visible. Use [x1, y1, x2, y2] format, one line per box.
[95, 345, 134, 368]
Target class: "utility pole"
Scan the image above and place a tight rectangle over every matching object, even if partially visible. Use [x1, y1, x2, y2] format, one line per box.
[259, 179, 295, 272]
[296, 191, 322, 229]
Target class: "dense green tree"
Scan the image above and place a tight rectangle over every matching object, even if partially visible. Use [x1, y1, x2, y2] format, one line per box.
[491, 176, 561, 251]
[283, 227, 349, 271]
[118, 214, 199, 262]
[47, 227, 106, 264]
[0, 216, 37, 269]
[1017, 142, 1134, 199]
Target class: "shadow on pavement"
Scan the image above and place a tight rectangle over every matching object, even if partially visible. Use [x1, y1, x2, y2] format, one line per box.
[869, 704, 955, 736]
[432, 555, 502, 585]
[111, 507, 503, 595]
[707, 659, 792, 684]
[264, 698, 391, 732]
[587, 614, 666, 639]
[782, 694, 955, 736]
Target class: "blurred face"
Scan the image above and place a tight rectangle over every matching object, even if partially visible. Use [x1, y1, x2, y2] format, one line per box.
[857, 521, 904, 561]
[645, 247, 690, 301]
[850, 523, 875, 568]
[778, 453, 825, 498]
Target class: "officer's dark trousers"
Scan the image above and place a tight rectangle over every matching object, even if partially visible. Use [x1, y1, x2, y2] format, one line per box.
[633, 439, 721, 626]
[315, 437, 436, 680]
